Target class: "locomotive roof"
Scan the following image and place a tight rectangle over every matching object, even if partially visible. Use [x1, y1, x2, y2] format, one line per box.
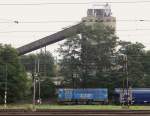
[115, 88, 150, 93]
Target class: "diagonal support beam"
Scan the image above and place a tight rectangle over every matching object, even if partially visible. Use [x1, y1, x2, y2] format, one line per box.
[17, 23, 82, 55]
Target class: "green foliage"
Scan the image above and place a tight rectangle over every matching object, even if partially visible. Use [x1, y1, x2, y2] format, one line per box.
[118, 42, 146, 87]
[20, 51, 56, 77]
[0, 44, 30, 103]
[20, 51, 57, 99]
[140, 50, 150, 87]
[58, 24, 119, 88]
[38, 51, 56, 77]
[58, 23, 150, 90]
[58, 34, 81, 87]
[20, 54, 37, 73]
[40, 77, 56, 99]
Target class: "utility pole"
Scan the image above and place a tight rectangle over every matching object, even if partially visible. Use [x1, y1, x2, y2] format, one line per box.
[4, 64, 7, 108]
[122, 54, 129, 107]
[44, 46, 47, 77]
[37, 59, 41, 104]
[122, 78, 125, 106]
[124, 55, 129, 107]
[33, 59, 37, 110]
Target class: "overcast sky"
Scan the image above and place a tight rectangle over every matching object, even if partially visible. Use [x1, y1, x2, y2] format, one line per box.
[0, 0, 150, 57]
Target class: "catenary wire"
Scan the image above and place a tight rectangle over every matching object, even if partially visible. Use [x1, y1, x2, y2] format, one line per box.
[1, 29, 150, 33]
[1, 1, 150, 5]
[1, 20, 150, 24]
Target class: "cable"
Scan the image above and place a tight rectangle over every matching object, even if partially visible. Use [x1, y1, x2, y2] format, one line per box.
[117, 19, 150, 22]
[0, 2, 89, 6]
[1, 19, 150, 24]
[117, 29, 150, 31]
[0, 20, 80, 24]
[1, 28, 150, 33]
[0, 31, 57, 33]
[0, 1, 150, 5]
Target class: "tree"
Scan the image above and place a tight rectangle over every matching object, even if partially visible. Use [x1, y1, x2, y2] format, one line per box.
[118, 42, 146, 87]
[20, 51, 56, 77]
[141, 50, 150, 87]
[0, 44, 30, 103]
[58, 22, 150, 93]
[81, 24, 118, 88]
[20, 51, 57, 99]
[40, 77, 56, 99]
[58, 23, 118, 88]
[58, 35, 81, 88]
[20, 54, 37, 74]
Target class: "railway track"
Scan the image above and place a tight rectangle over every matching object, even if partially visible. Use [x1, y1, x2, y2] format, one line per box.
[0, 109, 150, 116]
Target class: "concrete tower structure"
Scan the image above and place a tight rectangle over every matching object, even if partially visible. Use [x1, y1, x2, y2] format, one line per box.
[82, 3, 116, 29]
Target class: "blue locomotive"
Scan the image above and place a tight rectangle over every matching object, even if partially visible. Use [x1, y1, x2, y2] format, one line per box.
[58, 88, 150, 105]
[114, 88, 150, 104]
[58, 88, 108, 104]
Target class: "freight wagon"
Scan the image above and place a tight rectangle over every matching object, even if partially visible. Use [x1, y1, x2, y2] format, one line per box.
[115, 88, 150, 104]
[58, 88, 108, 104]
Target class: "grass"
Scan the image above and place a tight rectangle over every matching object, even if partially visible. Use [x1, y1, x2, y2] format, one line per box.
[0, 104, 150, 110]
[35, 104, 150, 110]
[36, 104, 122, 110]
